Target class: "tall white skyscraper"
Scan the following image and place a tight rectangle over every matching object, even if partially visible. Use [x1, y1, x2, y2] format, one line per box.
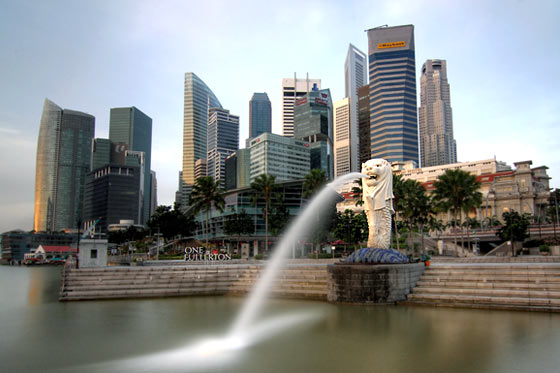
[419, 59, 457, 167]
[344, 44, 367, 172]
[333, 98, 351, 178]
[281, 73, 320, 137]
[207, 107, 239, 183]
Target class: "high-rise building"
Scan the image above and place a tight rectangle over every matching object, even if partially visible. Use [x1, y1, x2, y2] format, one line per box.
[150, 171, 157, 214]
[249, 132, 310, 182]
[344, 44, 367, 172]
[281, 74, 321, 137]
[225, 148, 251, 191]
[82, 164, 141, 233]
[181, 73, 222, 206]
[207, 107, 239, 183]
[34, 99, 95, 232]
[249, 93, 271, 138]
[293, 88, 334, 179]
[109, 106, 152, 223]
[357, 85, 371, 166]
[194, 159, 207, 180]
[367, 24, 419, 164]
[333, 98, 351, 178]
[419, 59, 457, 167]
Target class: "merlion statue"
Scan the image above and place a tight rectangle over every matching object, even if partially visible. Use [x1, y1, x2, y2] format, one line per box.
[361, 159, 394, 249]
[345, 158, 408, 263]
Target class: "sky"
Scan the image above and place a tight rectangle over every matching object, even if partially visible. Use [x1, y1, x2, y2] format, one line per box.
[0, 0, 559, 233]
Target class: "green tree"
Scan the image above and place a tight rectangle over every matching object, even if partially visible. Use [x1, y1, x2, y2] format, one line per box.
[189, 176, 225, 248]
[269, 202, 291, 236]
[498, 211, 531, 256]
[399, 179, 433, 254]
[250, 174, 279, 253]
[334, 209, 368, 249]
[223, 209, 254, 252]
[147, 204, 195, 240]
[302, 169, 329, 255]
[351, 179, 363, 207]
[432, 169, 482, 255]
[303, 169, 327, 199]
[392, 174, 406, 251]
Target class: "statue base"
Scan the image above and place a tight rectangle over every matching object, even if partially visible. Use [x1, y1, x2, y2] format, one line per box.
[344, 248, 409, 264]
[327, 262, 425, 304]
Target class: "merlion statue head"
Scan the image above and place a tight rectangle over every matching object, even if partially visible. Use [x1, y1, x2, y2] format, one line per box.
[361, 158, 394, 212]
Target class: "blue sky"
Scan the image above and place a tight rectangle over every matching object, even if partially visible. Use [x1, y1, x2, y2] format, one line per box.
[1, 0, 559, 233]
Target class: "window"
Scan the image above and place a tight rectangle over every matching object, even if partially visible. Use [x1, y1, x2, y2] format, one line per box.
[91, 249, 97, 259]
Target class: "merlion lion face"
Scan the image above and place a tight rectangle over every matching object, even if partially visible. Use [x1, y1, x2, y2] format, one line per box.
[362, 159, 391, 188]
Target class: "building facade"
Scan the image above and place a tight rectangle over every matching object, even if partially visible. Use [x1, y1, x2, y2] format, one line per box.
[419, 59, 457, 167]
[357, 85, 371, 166]
[1, 230, 78, 262]
[281, 74, 321, 137]
[109, 106, 153, 223]
[249, 132, 310, 183]
[207, 108, 239, 183]
[225, 148, 251, 191]
[344, 43, 368, 173]
[249, 93, 271, 138]
[333, 98, 351, 178]
[293, 88, 334, 179]
[82, 164, 142, 233]
[181, 73, 222, 206]
[367, 24, 419, 164]
[34, 99, 95, 232]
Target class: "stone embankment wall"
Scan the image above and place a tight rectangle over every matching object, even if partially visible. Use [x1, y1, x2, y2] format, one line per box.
[403, 261, 560, 312]
[327, 263, 425, 304]
[60, 264, 329, 301]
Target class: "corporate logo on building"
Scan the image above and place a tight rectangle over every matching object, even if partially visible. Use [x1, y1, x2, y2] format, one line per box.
[296, 97, 308, 106]
[184, 247, 232, 261]
[378, 41, 406, 49]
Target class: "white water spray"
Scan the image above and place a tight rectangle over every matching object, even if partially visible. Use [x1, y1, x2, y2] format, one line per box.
[229, 172, 365, 335]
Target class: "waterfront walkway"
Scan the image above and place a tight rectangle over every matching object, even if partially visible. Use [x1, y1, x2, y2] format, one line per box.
[402, 257, 560, 312]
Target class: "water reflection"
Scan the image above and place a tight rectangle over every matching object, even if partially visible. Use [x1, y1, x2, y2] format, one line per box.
[1, 267, 560, 373]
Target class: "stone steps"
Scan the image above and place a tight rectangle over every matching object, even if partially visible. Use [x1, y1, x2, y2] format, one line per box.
[60, 264, 329, 301]
[403, 263, 560, 312]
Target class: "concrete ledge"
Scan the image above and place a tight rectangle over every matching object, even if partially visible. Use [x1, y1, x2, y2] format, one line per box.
[327, 262, 425, 304]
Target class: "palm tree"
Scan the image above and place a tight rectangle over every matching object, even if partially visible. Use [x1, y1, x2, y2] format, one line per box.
[250, 174, 279, 253]
[399, 179, 433, 254]
[189, 176, 225, 249]
[392, 174, 406, 251]
[432, 169, 482, 256]
[303, 169, 327, 199]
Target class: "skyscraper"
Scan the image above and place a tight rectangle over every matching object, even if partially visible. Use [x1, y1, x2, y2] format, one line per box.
[293, 88, 334, 179]
[344, 44, 367, 172]
[281, 74, 321, 137]
[333, 98, 351, 178]
[207, 107, 239, 183]
[419, 59, 457, 167]
[357, 85, 371, 166]
[367, 24, 419, 165]
[181, 73, 222, 206]
[109, 106, 153, 224]
[34, 99, 95, 232]
[249, 93, 271, 138]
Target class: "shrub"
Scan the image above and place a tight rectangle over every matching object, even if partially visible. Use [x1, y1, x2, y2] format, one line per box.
[539, 244, 551, 253]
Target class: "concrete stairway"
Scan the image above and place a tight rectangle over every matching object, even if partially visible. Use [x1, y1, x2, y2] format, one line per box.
[402, 263, 560, 312]
[59, 264, 328, 301]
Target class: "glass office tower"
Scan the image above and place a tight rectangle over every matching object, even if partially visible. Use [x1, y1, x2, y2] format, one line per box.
[34, 99, 95, 232]
[249, 93, 271, 138]
[367, 24, 418, 165]
[109, 106, 152, 223]
[180, 72, 222, 207]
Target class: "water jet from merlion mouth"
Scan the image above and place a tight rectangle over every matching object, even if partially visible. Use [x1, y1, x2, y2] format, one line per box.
[92, 172, 365, 372]
[229, 171, 366, 336]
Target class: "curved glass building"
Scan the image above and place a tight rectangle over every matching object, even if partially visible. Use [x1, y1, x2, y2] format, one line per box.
[34, 99, 95, 232]
[180, 73, 222, 206]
